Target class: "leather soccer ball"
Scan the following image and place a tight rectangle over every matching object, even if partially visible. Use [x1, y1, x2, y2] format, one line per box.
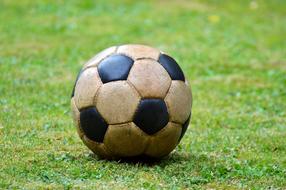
[71, 44, 192, 159]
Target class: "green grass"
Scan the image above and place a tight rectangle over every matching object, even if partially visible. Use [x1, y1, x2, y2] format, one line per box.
[0, 0, 285, 189]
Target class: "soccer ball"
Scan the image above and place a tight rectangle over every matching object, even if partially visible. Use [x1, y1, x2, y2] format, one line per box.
[71, 44, 192, 159]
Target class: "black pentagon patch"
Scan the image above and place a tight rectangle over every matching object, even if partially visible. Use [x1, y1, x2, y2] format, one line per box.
[80, 107, 108, 143]
[158, 53, 185, 81]
[71, 69, 82, 97]
[98, 54, 134, 83]
[134, 99, 169, 135]
[179, 113, 191, 142]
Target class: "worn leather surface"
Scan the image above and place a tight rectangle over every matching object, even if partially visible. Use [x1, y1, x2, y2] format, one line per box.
[179, 113, 191, 142]
[71, 70, 82, 98]
[71, 98, 83, 138]
[71, 98, 110, 158]
[98, 54, 134, 83]
[71, 98, 80, 127]
[80, 107, 108, 143]
[104, 122, 148, 157]
[158, 53, 185, 81]
[165, 81, 192, 124]
[95, 81, 140, 124]
[134, 99, 169, 135]
[71, 44, 193, 159]
[117, 44, 160, 60]
[145, 122, 182, 158]
[82, 135, 111, 158]
[83, 46, 117, 70]
[128, 59, 171, 98]
[74, 67, 102, 110]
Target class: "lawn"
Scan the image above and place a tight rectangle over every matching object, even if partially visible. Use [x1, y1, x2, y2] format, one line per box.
[0, 0, 285, 189]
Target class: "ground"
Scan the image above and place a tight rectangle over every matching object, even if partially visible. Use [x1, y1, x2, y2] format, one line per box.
[0, 0, 285, 189]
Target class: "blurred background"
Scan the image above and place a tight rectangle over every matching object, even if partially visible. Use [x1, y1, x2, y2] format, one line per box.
[0, 0, 285, 189]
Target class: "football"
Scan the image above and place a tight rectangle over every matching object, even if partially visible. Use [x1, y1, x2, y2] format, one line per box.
[71, 44, 192, 159]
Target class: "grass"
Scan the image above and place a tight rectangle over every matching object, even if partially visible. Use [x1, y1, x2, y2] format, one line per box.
[0, 0, 285, 189]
